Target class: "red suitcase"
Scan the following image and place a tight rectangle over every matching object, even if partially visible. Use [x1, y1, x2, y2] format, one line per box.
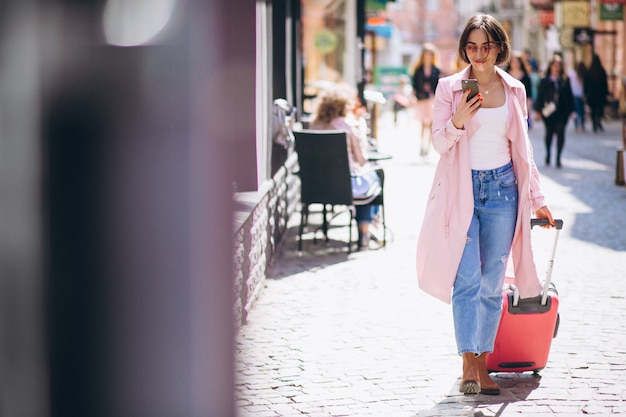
[486, 219, 563, 374]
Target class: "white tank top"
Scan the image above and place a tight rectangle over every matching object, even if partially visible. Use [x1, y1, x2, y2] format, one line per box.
[470, 95, 511, 170]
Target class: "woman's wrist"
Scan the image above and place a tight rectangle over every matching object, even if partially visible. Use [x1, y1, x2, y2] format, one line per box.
[451, 115, 464, 129]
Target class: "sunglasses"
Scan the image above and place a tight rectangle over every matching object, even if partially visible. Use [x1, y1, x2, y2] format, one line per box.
[465, 43, 498, 55]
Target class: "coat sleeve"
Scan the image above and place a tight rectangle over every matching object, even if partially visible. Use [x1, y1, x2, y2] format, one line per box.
[525, 90, 546, 211]
[512, 86, 546, 212]
[528, 145, 546, 211]
[431, 80, 465, 155]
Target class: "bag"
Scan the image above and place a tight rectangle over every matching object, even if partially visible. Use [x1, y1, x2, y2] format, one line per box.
[542, 101, 556, 118]
[351, 170, 382, 205]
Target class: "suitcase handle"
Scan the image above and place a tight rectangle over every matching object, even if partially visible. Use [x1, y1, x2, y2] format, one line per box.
[513, 219, 564, 306]
[531, 218, 563, 230]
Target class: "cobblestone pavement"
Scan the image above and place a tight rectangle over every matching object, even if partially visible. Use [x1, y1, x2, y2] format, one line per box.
[235, 111, 626, 416]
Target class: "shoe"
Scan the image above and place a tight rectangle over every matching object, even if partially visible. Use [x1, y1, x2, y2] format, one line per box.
[368, 232, 385, 250]
[476, 353, 500, 395]
[556, 160, 562, 168]
[459, 352, 480, 395]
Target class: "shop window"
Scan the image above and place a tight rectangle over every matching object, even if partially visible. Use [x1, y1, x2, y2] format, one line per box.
[301, 0, 348, 114]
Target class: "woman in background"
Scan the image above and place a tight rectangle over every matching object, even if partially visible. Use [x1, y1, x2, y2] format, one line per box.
[585, 54, 609, 133]
[534, 56, 575, 168]
[410, 43, 441, 156]
[568, 61, 587, 132]
[505, 51, 532, 127]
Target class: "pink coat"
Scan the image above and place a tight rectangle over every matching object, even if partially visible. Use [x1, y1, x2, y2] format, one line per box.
[416, 66, 546, 304]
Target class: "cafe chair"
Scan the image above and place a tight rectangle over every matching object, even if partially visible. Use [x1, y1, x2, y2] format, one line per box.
[293, 130, 385, 254]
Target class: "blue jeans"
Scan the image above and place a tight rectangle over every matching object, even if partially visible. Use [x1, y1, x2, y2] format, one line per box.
[452, 161, 518, 355]
[573, 95, 585, 129]
[355, 205, 379, 224]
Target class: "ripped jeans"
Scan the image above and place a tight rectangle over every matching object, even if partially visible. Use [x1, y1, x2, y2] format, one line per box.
[452, 161, 518, 355]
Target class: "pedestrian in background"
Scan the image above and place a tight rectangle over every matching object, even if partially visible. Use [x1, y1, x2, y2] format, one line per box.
[569, 61, 587, 132]
[504, 51, 532, 127]
[415, 13, 555, 396]
[523, 48, 538, 75]
[534, 55, 575, 168]
[410, 43, 441, 156]
[585, 53, 609, 133]
[527, 59, 542, 128]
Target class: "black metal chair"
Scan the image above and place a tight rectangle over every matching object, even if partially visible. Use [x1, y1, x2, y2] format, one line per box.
[293, 130, 385, 254]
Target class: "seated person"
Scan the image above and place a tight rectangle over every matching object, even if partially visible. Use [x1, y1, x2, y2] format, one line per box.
[309, 87, 382, 249]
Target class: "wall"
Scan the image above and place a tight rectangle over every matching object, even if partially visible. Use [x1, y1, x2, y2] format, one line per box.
[233, 153, 300, 327]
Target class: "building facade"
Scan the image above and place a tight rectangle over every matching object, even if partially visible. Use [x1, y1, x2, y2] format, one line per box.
[236, 0, 626, 328]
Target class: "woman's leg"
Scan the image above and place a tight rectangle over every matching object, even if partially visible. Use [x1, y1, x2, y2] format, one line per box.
[472, 168, 516, 397]
[596, 104, 604, 131]
[475, 171, 518, 354]
[355, 205, 376, 249]
[544, 121, 555, 165]
[555, 121, 566, 167]
[578, 96, 586, 130]
[452, 213, 481, 355]
[591, 104, 601, 132]
[415, 99, 432, 156]
[423, 99, 434, 155]
[452, 163, 517, 394]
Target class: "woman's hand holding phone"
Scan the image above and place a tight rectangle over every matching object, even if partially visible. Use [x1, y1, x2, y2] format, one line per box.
[452, 79, 483, 129]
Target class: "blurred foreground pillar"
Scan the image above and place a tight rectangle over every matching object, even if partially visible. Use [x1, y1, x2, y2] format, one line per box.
[2, 1, 239, 416]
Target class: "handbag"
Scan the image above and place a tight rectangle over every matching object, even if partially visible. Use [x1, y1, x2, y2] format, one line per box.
[351, 170, 382, 205]
[542, 101, 556, 117]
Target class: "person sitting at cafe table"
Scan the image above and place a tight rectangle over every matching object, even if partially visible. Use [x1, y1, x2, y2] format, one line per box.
[309, 87, 383, 250]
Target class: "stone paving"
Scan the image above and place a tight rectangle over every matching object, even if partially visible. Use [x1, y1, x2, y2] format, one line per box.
[235, 111, 626, 416]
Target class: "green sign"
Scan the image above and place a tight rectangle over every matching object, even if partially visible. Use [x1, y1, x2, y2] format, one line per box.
[600, 3, 623, 21]
[366, 0, 388, 12]
[374, 66, 410, 96]
[314, 29, 338, 54]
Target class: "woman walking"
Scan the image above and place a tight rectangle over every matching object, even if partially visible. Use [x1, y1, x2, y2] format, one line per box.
[504, 51, 532, 127]
[534, 56, 575, 167]
[584, 54, 609, 133]
[569, 61, 587, 132]
[410, 43, 441, 156]
[416, 13, 555, 395]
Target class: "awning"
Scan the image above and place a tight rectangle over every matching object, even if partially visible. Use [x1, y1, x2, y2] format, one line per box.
[530, 0, 554, 9]
[365, 23, 393, 38]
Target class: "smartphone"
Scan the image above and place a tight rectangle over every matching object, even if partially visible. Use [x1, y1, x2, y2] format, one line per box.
[462, 79, 479, 102]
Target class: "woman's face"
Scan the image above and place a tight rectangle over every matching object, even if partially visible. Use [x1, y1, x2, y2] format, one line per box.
[550, 60, 562, 76]
[465, 29, 499, 71]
